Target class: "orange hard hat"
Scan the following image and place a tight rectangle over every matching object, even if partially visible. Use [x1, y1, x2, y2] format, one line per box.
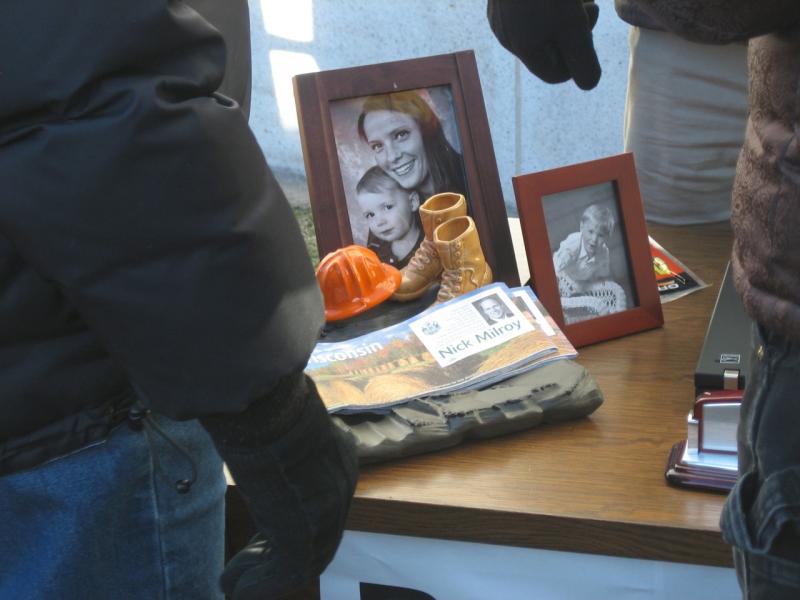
[315, 245, 402, 321]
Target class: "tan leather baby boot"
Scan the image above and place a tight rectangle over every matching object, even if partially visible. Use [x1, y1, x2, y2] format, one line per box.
[434, 215, 493, 303]
[392, 192, 467, 302]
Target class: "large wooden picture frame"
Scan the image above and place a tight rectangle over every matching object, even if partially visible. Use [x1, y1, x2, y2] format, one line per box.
[293, 51, 519, 286]
[513, 153, 663, 347]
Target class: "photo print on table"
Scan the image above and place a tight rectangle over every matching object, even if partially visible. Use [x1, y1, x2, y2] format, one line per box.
[293, 51, 519, 287]
[329, 86, 467, 268]
[513, 153, 663, 347]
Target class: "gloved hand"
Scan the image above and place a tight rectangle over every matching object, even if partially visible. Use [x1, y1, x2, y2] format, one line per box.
[202, 372, 359, 600]
[487, 0, 602, 90]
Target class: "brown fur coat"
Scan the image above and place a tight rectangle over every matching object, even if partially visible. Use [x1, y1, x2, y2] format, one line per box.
[623, 1, 800, 339]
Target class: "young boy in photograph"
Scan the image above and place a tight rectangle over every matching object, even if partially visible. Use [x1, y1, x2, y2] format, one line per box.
[553, 203, 615, 293]
[553, 203, 628, 323]
[356, 165, 424, 268]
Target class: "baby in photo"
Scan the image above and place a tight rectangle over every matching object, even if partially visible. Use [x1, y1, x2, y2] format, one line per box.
[553, 203, 628, 323]
[356, 165, 423, 267]
[553, 203, 614, 293]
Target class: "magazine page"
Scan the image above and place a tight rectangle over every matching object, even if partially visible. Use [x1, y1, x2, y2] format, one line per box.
[306, 283, 558, 413]
[509, 288, 577, 373]
[649, 237, 708, 302]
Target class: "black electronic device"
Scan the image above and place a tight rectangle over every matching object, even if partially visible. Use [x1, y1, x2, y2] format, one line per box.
[667, 262, 751, 493]
[694, 261, 752, 395]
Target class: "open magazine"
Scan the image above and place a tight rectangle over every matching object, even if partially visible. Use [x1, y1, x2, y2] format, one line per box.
[306, 283, 577, 413]
[507, 287, 578, 377]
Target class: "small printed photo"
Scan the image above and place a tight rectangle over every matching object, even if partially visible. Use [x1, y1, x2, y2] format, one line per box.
[473, 293, 514, 325]
[329, 86, 468, 268]
[542, 183, 637, 325]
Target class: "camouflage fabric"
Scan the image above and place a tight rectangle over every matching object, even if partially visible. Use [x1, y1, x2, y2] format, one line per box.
[333, 360, 602, 464]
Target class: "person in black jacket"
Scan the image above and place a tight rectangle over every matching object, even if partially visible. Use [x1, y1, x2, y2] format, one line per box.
[0, 1, 356, 599]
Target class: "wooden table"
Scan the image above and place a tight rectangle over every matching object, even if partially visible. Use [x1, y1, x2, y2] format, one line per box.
[345, 222, 735, 568]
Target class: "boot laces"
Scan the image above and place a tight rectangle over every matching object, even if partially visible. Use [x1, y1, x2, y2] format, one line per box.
[407, 239, 437, 270]
[438, 268, 462, 300]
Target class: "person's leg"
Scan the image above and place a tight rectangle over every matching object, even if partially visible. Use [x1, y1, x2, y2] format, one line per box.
[0, 413, 226, 600]
[721, 325, 800, 599]
[624, 27, 748, 225]
[144, 413, 228, 598]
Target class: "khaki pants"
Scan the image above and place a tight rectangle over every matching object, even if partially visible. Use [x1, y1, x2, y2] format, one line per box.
[624, 27, 748, 225]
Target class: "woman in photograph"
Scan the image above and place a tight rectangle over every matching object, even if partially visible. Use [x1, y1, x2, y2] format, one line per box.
[357, 91, 467, 205]
[355, 90, 468, 267]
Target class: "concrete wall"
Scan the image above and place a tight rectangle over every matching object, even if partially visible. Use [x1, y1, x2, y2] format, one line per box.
[248, 0, 630, 215]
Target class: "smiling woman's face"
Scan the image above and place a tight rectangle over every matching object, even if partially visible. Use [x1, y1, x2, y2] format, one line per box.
[361, 109, 429, 191]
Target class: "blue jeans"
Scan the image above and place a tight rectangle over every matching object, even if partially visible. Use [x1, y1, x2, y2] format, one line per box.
[0, 413, 226, 600]
[720, 325, 800, 598]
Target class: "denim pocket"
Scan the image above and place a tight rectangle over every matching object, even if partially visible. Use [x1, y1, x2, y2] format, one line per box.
[722, 466, 800, 587]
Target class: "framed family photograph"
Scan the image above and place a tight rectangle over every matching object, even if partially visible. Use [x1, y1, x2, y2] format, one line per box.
[293, 51, 519, 287]
[513, 153, 663, 347]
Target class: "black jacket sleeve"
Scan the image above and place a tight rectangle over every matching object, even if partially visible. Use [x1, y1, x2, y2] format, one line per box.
[0, 0, 323, 419]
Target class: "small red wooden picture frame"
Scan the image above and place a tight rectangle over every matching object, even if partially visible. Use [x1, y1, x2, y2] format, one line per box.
[513, 153, 663, 347]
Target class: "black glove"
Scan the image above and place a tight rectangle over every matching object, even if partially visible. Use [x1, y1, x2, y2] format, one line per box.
[488, 0, 601, 90]
[202, 372, 359, 600]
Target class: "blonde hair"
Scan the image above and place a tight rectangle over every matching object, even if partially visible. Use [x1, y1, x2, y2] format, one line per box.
[357, 91, 466, 195]
[581, 204, 615, 234]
